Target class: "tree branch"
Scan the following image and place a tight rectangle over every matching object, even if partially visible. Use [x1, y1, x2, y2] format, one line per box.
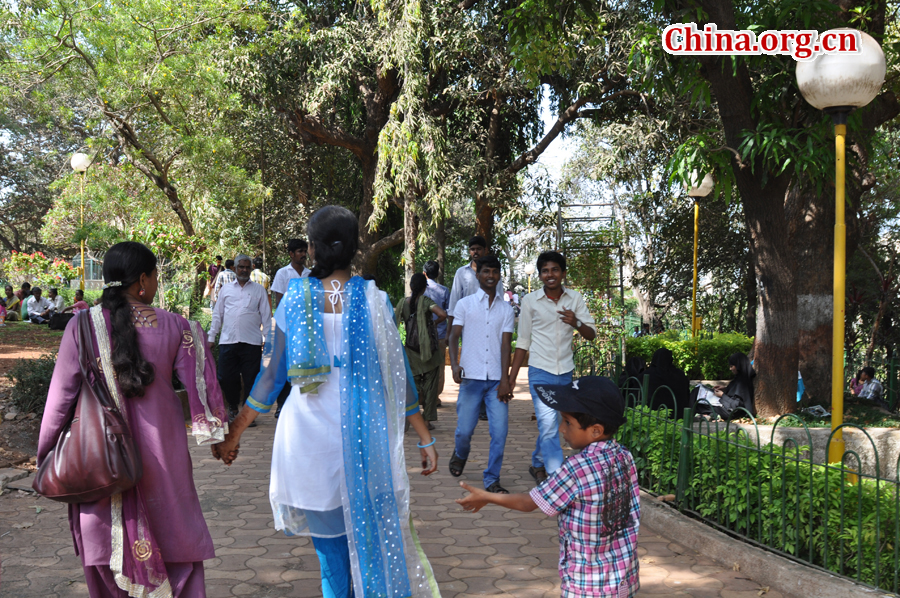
[282, 109, 368, 160]
[369, 227, 404, 255]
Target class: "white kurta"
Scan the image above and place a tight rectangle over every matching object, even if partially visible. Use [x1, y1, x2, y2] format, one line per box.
[269, 312, 345, 533]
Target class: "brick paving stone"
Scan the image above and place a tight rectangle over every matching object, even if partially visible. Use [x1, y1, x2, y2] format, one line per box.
[1, 367, 803, 598]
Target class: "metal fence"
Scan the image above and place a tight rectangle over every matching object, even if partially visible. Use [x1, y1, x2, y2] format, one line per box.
[618, 375, 900, 594]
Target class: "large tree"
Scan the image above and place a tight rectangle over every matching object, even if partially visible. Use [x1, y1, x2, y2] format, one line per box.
[641, 0, 899, 414]
[2, 0, 266, 304]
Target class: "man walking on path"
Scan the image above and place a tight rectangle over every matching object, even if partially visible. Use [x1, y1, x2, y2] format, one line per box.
[448, 255, 515, 494]
[449, 235, 504, 421]
[448, 236, 504, 325]
[270, 238, 310, 417]
[271, 238, 310, 309]
[209, 255, 271, 426]
[508, 251, 596, 484]
[424, 260, 450, 399]
[250, 257, 271, 306]
[212, 259, 236, 309]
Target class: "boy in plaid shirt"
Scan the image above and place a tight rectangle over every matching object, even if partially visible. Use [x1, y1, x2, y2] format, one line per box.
[457, 376, 640, 597]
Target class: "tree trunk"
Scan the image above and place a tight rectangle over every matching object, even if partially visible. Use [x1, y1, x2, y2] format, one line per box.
[354, 156, 402, 275]
[743, 179, 799, 417]
[435, 216, 446, 285]
[475, 93, 502, 247]
[696, 29, 798, 416]
[404, 190, 417, 295]
[787, 185, 834, 405]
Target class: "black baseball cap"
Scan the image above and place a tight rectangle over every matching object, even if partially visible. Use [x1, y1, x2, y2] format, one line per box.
[533, 376, 626, 427]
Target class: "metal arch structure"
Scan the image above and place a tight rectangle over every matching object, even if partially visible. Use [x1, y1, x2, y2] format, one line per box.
[556, 201, 626, 365]
[556, 201, 625, 309]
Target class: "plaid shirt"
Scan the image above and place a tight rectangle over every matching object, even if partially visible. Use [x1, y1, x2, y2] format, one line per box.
[530, 440, 640, 598]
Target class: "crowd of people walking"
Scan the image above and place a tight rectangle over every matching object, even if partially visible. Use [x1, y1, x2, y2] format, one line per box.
[33, 208, 651, 598]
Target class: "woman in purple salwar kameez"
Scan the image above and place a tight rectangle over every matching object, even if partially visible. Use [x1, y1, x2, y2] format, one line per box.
[38, 242, 229, 598]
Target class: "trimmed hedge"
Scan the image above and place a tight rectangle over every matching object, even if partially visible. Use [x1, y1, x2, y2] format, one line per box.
[624, 331, 753, 379]
[621, 405, 900, 592]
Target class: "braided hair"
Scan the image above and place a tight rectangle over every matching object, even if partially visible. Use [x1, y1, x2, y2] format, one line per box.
[100, 242, 157, 398]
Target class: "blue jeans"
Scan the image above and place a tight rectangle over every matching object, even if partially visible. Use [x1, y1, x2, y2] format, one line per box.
[528, 367, 573, 474]
[454, 378, 509, 488]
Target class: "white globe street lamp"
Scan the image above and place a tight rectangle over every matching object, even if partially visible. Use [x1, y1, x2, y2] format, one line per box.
[523, 262, 536, 294]
[795, 29, 885, 465]
[70, 153, 92, 291]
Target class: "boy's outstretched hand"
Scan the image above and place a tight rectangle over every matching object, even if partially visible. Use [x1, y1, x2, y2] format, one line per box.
[456, 481, 491, 513]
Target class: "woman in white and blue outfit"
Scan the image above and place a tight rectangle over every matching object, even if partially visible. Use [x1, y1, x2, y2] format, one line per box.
[215, 206, 442, 598]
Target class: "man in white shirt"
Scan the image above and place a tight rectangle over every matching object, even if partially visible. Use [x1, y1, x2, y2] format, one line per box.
[26, 287, 53, 324]
[448, 255, 514, 494]
[209, 255, 271, 423]
[448, 235, 504, 421]
[270, 238, 311, 417]
[447, 235, 504, 324]
[47, 288, 65, 314]
[508, 251, 597, 484]
[271, 238, 311, 309]
[211, 259, 236, 309]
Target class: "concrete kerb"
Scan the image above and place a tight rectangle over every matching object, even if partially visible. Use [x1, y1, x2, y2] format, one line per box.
[639, 490, 895, 598]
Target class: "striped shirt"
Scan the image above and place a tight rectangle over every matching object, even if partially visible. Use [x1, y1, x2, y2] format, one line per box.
[530, 439, 640, 598]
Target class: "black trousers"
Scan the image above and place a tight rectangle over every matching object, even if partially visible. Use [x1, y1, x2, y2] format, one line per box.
[217, 342, 263, 412]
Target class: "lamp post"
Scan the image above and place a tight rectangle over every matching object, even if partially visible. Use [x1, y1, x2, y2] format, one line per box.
[70, 152, 92, 291]
[687, 172, 714, 338]
[524, 262, 536, 294]
[796, 29, 885, 465]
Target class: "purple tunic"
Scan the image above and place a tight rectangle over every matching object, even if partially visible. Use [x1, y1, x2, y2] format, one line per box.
[37, 309, 225, 566]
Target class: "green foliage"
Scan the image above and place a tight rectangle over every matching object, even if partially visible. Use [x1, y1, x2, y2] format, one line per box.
[621, 406, 900, 591]
[1, 250, 78, 287]
[5, 353, 57, 416]
[625, 331, 753, 379]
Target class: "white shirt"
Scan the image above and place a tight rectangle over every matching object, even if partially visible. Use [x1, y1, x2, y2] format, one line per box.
[26, 296, 53, 318]
[271, 264, 311, 296]
[515, 286, 596, 375]
[50, 295, 65, 313]
[209, 280, 271, 346]
[452, 288, 515, 381]
[448, 263, 504, 317]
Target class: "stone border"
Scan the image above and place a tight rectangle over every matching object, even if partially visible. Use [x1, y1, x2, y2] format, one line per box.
[640, 491, 894, 598]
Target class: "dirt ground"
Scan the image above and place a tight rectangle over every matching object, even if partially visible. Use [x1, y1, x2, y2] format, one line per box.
[0, 321, 64, 467]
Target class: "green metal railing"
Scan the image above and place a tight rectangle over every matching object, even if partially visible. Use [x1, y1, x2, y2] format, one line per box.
[618, 375, 900, 594]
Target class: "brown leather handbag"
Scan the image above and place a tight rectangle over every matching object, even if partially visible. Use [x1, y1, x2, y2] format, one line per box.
[33, 310, 143, 503]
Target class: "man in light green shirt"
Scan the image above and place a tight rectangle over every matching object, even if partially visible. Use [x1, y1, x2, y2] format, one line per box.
[508, 251, 596, 484]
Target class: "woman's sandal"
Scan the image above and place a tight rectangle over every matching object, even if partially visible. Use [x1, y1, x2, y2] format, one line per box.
[449, 453, 466, 477]
[485, 482, 509, 494]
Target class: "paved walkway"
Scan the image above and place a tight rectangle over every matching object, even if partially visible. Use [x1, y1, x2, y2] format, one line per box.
[0, 368, 791, 597]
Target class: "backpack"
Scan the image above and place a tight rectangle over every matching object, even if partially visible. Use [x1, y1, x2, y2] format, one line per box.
[404, 297, 438, 354]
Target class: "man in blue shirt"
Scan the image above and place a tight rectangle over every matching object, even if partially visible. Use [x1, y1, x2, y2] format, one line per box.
[423, 260, 450, 400]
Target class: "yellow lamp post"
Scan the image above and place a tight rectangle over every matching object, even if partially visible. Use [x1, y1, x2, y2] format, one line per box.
[524, 262, 536, 294]
[70, 152, 92, 291]
[688, 172, 714, 338]
[796, 29, 885, 464]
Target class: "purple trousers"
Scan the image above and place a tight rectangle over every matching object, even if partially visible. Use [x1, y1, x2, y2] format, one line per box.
[82, 562, 205, 598]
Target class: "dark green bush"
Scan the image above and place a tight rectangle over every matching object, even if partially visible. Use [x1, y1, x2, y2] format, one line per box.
[624, 331, 753, 379]
[5, 353, 57, 416]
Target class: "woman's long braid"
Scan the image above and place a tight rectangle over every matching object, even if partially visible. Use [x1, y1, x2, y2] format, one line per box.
[102, 286, 155, 398]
